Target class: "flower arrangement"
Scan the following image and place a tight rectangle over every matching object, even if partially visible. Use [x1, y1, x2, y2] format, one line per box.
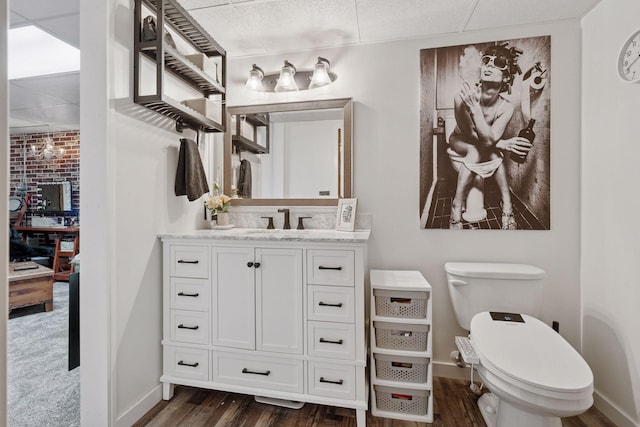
[205, 182, 231, 214]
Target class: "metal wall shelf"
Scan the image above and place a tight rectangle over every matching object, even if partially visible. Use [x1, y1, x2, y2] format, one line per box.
[134, 0, 226, 133]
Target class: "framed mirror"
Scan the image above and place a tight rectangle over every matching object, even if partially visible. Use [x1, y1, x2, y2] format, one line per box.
[224, 98, 352, 206]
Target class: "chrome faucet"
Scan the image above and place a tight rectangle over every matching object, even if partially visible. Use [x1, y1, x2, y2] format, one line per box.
[277, 208, 291, 229]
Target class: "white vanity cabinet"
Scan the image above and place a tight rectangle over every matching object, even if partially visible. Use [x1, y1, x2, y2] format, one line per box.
[160, 229, 370, 426]
[211, 246, 303, 354]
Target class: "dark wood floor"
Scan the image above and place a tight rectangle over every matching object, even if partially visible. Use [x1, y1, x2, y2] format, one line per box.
[133, 377, 616, 426]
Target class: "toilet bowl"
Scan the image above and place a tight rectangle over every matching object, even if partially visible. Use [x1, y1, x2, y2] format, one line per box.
[444, 117, 487, 222]
[444, 262, 594, 427]
[470, 312, 594, 427]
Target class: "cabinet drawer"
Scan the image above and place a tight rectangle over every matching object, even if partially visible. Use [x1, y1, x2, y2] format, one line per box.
[171, 278, 210, 311]
[308, 285, 355, 323]
[213, 352, 303, 393]
[308, 361, 356, 400]
[170, 245, 209, 278]
[308, 321, 356, 360]
[307, 250, 354, 287]
[165, 346, 209, 381]
[170, 310, 209, 345]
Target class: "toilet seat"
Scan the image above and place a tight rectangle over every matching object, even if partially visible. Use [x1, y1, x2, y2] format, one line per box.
[470, 312, 593, 396]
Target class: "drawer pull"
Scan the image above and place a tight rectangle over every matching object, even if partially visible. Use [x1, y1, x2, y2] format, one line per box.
[318, 266, 342, 271]
[318, 301, 343, 308]
[177, 259, 199, 264]
[242, 368, 271, 376]
[319, 337, 343, 345]
[390, 297, 412, 304]
[177, 360, 199, 368]
[177, 324, 199, 330]
[319, 377, 344, 385]
[177, 292, 199, 297]
[247, 262, 254, 268]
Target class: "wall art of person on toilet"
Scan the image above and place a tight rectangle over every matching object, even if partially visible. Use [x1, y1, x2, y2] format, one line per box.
[419, 36, 551, 230]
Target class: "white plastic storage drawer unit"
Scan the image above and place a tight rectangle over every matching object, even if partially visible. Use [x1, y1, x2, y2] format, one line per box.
[370, 270, 433, 423]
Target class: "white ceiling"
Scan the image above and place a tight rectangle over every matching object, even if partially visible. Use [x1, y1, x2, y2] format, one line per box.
[8, 0, 601, 132]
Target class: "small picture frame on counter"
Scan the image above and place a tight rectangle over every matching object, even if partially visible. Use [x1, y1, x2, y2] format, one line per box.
[336, 198, 358, 231]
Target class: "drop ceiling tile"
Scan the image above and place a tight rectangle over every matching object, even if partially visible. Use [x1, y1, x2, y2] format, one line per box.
[466, 0, 601, 31]
[10, 0, 79, 21]
[10, 104, 80, 128]
[189, 6, 269, 57]
[227, 0, 359, 56]
[10, 12, 28, 27]
[37, 14, 80, 48]
[12, 73, 80, 104]
[356, 0, 477, 42]
[178, 0, 230, 10]
[9, 83, 70, 110]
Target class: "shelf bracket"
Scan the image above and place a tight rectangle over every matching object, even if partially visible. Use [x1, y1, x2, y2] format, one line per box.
[176, 120, 199, 134]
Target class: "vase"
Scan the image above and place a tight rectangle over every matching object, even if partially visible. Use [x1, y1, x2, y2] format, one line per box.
[216, 212, 230, 226]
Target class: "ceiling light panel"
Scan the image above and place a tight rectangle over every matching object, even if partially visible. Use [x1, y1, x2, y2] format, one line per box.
[9, 26, 80, 79]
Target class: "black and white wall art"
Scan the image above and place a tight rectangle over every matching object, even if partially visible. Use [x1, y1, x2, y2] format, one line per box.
[419, 36, 551, 230]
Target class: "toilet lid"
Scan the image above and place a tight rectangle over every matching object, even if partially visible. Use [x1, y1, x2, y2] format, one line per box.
[471, 312, 593, 393]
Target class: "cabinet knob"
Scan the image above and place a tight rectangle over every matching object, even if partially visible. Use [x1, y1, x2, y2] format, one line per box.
[247, 262, 254, 268]
[254, 262, 261, 268]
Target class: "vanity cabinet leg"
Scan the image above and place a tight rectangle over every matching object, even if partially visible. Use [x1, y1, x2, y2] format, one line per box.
[356, 409, 366, 426]
[162, 383, 175, 400]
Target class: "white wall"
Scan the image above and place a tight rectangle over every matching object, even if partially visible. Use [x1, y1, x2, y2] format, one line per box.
[81, 1, 216, 425]
[1, 0, 9, 424]
[229, 21, 583, 376]
[582, 1, 640, 425]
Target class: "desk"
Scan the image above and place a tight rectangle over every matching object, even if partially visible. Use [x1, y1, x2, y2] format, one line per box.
[14, 226, 80, 281]
[9, 261, 54, 313]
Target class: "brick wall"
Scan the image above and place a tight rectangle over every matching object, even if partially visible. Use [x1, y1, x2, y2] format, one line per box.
[9, 130, 80, 215]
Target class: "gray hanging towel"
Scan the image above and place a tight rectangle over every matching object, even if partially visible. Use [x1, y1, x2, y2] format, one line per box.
[238, 158, 252, 198]
[175, 138, 209, 201]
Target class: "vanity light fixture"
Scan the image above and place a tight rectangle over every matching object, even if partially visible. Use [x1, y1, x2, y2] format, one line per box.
[245, 57, 337, 92]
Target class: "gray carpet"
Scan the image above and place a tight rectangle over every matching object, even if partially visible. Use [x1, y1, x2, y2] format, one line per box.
[8, 282, 80, 427]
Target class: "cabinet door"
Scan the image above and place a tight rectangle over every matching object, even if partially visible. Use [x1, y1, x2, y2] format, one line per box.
[256, 248, 303, 354]
[212, 246, 255, 350]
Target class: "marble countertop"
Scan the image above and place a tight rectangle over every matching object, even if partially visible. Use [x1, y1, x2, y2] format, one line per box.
[160, 228, 371, 243]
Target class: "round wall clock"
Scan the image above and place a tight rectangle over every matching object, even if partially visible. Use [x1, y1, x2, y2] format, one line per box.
[618, 29, 640, 83]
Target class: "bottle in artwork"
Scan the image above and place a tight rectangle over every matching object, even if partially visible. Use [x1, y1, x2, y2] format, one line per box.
[513, 119, 536, 164]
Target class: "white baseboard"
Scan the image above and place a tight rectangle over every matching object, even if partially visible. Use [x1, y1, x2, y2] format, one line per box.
[593, 389, 639, 427]
[116, 384, 162, 427]
[433, 361, 471, 381]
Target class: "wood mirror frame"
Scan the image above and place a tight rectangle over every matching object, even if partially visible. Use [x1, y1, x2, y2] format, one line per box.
[224, 98, 352, 206]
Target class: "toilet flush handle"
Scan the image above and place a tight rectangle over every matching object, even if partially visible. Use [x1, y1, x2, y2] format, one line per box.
[449, 279, 468, 286]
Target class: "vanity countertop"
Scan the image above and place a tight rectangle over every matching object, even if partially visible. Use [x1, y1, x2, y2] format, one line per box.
[160, 228, 371, 243]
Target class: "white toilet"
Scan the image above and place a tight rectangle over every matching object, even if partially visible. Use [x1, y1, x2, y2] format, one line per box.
[445, 262, 594, 427]
[444, 116, 487, 222]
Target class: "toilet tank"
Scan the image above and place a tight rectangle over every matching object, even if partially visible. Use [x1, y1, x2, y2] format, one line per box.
[445, 262, 545, 330]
